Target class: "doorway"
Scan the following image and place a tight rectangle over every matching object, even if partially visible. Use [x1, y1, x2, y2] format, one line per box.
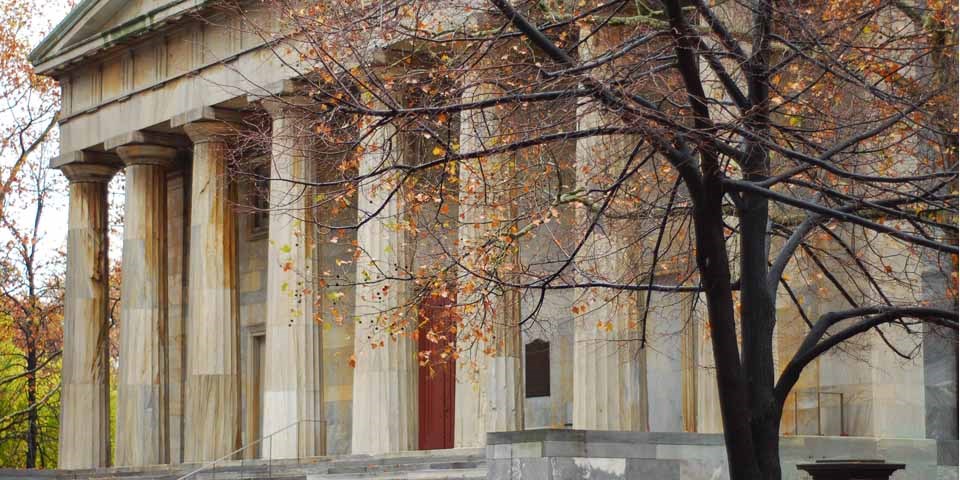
[417, 293, 456, 450]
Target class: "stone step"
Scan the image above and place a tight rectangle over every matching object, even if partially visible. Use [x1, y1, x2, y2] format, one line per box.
[325, 458, 484, 474]
[0, 450, 488, 480]
[294, 449, 487, 480]
[321, 449, 485, 475]
[308, 467, 487, 480]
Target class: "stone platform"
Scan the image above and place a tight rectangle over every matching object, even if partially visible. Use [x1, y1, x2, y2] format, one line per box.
[485, 430, 957, 480]
[0, 449, 486, 480]
[1, 433, 956, 480]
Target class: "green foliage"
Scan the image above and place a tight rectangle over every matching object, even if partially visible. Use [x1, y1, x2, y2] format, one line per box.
[0, 334, 60, 468]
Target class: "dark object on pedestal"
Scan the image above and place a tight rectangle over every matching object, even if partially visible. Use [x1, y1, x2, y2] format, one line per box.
[797, 459, 906, 479]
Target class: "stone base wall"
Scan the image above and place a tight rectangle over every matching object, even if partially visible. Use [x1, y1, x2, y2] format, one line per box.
[2, 432, 954, 480]
[486, 430, 958, 480]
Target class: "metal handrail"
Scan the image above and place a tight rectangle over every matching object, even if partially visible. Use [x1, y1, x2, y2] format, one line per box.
[176, 419, 325, 480]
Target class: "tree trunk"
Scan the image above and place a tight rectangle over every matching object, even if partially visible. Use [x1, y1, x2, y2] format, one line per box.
[690, 178, 762, 480]
[755, 405, 784, 480]
[26, 344, 38, 469]
[739, 191, 779, 479]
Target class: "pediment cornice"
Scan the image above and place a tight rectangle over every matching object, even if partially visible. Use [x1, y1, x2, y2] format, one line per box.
[29, 0, 209, 77]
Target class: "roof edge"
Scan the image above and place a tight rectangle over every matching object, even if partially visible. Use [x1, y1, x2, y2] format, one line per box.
[27, 0, 99, 66]
[29, 0, 206, 76]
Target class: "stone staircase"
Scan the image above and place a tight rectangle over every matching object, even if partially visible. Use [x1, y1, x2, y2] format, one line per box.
[0, 449, 486, 480]
[309, 449, 486, 479]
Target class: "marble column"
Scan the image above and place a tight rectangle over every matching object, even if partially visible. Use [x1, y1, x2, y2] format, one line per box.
[58, 160, 118, 469]
[485, 289, 524, 432]
[696, 291, 723, 433]
[571, 25, 648, 431]
[351, 99, 418, 455]
[644, 292, 685, 432]
[455, 78, 524, 447]
[262, 98, 324, 458]
[680, 295, 699, 432]
[572, 283, 648, 430]
[114, 141, 178, 466]
[178, 115, 242, 461]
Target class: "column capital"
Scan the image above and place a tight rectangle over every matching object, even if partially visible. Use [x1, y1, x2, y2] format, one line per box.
[55, 151, 122, 183]
[259, 95, 314, 120]
[105, 130, 189, 151]
[172, 107, 245, 144]
[106, 131, 185, 169]
[115, 144, 180, 168]
[61, 163, 120, 184]
[245, 79, 315, 120]
[180, 121, 239, 144]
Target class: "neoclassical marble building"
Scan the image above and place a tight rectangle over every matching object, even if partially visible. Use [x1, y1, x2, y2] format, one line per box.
[30, 0, 956, 472]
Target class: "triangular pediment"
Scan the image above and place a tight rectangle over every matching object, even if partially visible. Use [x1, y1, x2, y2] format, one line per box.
[29, 0, 204, 75]
[67, 0, 154, 47]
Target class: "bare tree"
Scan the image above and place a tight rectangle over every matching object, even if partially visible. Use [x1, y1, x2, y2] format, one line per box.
[0, 151, 65, 469]
[0, 0, 64, 468]
[218, 0, 958, 478]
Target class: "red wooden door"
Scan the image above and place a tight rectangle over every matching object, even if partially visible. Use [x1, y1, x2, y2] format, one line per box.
[417, 293, 456, 450]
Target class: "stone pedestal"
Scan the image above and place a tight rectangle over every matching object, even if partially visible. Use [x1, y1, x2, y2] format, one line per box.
[114, 143, 178, 466]
[180, 118, 242, 461]
[797, 460, 905, 480]
[58, 162, 118, 469]
[262, 99, 325, 458]
[351, 106, 418, 455]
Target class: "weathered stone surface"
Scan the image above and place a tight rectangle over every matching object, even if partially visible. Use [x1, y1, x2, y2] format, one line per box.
[180, 120, 242, 462]
[645, 292, 685, 433]
[938, 441, 958, 466]
[925, 322, 958, 442]
[625, 458, 682, 478]
[456, 74, 524, 447]
[485, 431, 942, 480]
[59, 166, 116, 469]
[572, 25, 648, 433]
[262, 98, 325, 459]
[115, 144, 178, 466]
[351, 96, 418, 455]
[165, 172, 188, 464]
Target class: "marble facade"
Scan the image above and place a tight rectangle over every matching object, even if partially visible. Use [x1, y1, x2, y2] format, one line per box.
[31, 0, 955, 471]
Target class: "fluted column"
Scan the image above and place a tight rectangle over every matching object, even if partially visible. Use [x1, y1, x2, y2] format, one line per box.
[681, 295, 699, 432]
[572, 25, 648, 431]
[485, 287, 523, 432]
[262, 98, 324, 458]
[351, 98, 418, 455]
[114, 142, 178, 466]
[572, 254, 648, 430]
[455, 78, 523, 447]
[179, 117, 241, 461]
[58, 161, 118, 469]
